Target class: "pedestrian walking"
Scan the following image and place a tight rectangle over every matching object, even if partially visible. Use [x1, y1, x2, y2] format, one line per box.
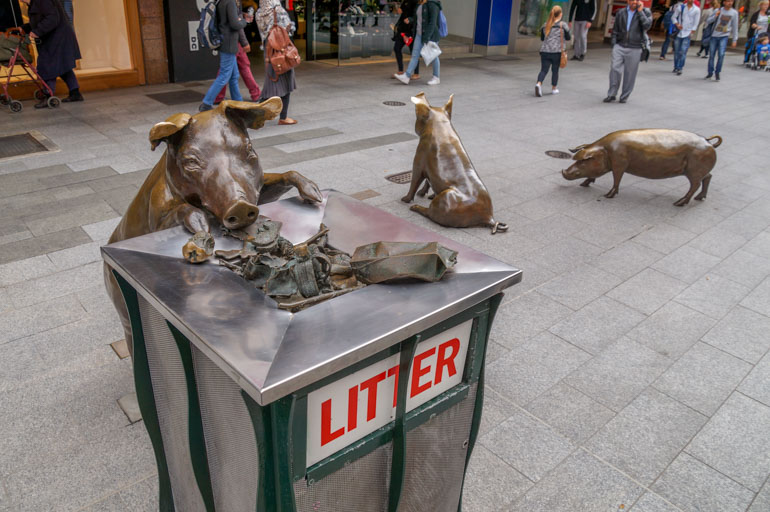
[605, 0, 652, 103]
[660, 1, 683, 60]
[704, 0, 738, 81]
[672, 0, 700, 74]
[568, 0, 595, 60]
[392, 0, 420, 79]
[214, 1, 261, 104]
[19, 0, 83, 107]
[536, 6, 571, 96]
[395, 0, 443, 86]
[199, 0, 253, 112]
[257, 0, 298, 124]
[696, 0, 718, 57]
[744, 1, 769, 63]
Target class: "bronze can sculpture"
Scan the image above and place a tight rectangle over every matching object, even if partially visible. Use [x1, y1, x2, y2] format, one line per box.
[351, 241, 457, 284]
[562, 129, 722, 206]
[104, 98, 323, 353]
[401, 93, 507, 234]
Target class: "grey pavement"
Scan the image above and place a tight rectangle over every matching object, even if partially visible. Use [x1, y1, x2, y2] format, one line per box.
[1, 46, 770, 511]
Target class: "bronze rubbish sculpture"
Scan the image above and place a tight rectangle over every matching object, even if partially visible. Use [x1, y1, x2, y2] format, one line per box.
[561, 129, 722, 206]
[401, 93, 507, 234]
[104, 98, 323, 353]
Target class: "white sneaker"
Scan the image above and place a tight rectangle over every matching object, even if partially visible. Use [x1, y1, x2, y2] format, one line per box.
[427, 77, 440, 85]
[395, 73, 410, 85]
[535, 83, 542, 97]
[552, 88, 559, 94]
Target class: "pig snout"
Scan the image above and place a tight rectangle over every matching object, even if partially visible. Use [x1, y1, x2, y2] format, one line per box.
[562, 165, 582, 181]
[223, 200, 259, 229]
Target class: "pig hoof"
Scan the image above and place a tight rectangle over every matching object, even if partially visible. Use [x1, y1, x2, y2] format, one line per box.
[401, 196, 413, 203]
[580, 178, 595, 187]
[673, 198, 689, 207]
[604, 191, 617, 199]
[694, 194, 707, 201]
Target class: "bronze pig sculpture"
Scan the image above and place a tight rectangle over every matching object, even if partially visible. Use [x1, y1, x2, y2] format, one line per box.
[104, 98, 322, 354]
[401, 93, 507, 234]
[562, 129, 722, 206]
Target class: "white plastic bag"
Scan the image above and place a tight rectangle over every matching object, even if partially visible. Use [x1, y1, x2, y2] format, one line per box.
[420, 41, 442, 66]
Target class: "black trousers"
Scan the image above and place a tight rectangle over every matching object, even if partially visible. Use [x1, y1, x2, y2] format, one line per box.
[394, 36, 419, 74]
[537, 52, 561, 86]
[280, 93, 290, 120]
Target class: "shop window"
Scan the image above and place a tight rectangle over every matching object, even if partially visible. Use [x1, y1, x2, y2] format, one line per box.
[72, 0, 132, 72]
[518, 0, 570, 36]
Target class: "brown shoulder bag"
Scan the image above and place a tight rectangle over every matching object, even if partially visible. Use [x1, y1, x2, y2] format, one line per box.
[265, 10, 301, 81]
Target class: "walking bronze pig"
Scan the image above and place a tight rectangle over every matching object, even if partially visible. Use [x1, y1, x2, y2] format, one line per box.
[562, 129, 722, 206]
[104, 98, 322, 354]
[401, 93, 507, 234]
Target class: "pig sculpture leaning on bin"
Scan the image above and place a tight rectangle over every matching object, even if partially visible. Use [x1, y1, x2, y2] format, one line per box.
[400, 93, 507, 234]
[104, 98, 322, 354]
[562, 129, 722, 206]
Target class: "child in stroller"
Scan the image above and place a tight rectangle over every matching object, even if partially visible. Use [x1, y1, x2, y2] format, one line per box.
[745, 32, 769, 69]
[755, 34, 770, 69]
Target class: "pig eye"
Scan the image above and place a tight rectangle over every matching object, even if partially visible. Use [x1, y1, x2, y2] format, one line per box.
[182, 157, 203, 172]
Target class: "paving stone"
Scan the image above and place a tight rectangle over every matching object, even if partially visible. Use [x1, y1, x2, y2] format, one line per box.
[507, 450, 644, 512]
[738, 352, 770, 407]
[630, 492, 682, 512]
[4, 261, 104, 309]
[565, 337, 672, 412]
[607, 268, 688, 316]
[585, 388, 706, 485]
[487, 332, 591, 406]
[593, 241, 665, 281]
[521, 236, 603, 274]
[46, 242, 103, 271]
[748, 478, 770, 512]
[0, 227, 92, 265]
[480, 408, 575, 482]
[675, 274, 751, 320]
[626, 301, 716, 360]
[631, 223, 697, 254]
[650, 245, 722, 284]
[514, 214, 587, 245]
[82, 218, 122, 243]
[80, 491, 125, 512]
[717, 210, 770, 240]
[652, 453, 756, 512]
[713, 249, 770, 289]
[0, 339, 48, 392]
[489, 292, 573, 350]
[0, 294, 86, 345]
[462, 445, 533, 512]
[537, 264, 623, 311]
[115, 476, 159, 512]
[667, 205, 734, 235]
[479, 387, 519, 437]
[484, 339, 509, 365]
[688, 227, 747, 259]
[549, 296, 646, 356]
[741, 276, 770, 318]
[37, 166, 116, 189]
[524, 382, 615, 444]
[686, 393, 770, 492]
[702, 306, 770, 364]
[23, 200, 118, 237]
[743, 232, 770, 259]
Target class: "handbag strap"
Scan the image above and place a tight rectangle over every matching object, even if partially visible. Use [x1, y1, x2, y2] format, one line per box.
[559, 22, 565, 51]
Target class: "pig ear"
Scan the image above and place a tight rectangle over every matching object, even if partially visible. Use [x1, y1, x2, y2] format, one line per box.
[149, 113, 192, 151]
[411, 92, 431, 119]
[220, 97, 282, 130]
[574, 146, 606, 161]
[443, 94, 454, 119]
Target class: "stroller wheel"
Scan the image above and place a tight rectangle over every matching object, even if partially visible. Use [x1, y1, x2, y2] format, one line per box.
[47, 96, 60, 108]
[9, 100, 22, 113]
[0, 94, 9, 105]
[34, 89, 47, 101]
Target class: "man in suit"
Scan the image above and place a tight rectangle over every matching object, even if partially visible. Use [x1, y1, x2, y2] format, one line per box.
[604, 0, 652, 103]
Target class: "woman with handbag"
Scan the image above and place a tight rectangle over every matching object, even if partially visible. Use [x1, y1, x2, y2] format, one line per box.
[257, 0, 298, 125]
[392, 0, 420, 79]
[395, 0, 442, 86]
[536, 5, 571, 97]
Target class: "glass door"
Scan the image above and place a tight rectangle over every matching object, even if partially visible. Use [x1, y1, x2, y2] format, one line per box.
[309, 0, 340, 61]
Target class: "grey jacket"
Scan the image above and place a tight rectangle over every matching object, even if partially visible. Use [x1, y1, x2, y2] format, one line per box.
[611, 7, 652, 49]
[217, 0, 248, 54]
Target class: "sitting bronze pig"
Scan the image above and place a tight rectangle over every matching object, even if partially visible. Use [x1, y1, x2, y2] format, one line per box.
[401, 93, 507, 234]
[562, 129, 722, 206]
[104, 98, 322, 354]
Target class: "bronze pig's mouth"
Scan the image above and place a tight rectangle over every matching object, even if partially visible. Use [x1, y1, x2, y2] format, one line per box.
[562, 169, 578, 180]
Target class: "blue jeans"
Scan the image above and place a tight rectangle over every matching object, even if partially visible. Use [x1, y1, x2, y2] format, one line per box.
[708, 36, 729, 75]
[203, 52, 243, 106]
[673, 36, 691, 70]
[406, 35, 440, 78]
[660, 32, 673, 57]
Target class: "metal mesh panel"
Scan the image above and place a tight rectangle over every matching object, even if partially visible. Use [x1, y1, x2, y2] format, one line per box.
[138, 296, 207, 512]
[399, 383, 478, 512]
[192, 346, 259, 512]
[294, 443, 393, 512]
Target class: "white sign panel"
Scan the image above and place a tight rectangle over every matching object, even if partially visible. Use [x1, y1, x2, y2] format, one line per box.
[306, 319, 472, 467]
[188, 21, 200, 52]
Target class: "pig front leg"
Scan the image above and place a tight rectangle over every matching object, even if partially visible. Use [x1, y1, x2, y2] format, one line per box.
[604, 169, 624, 198]
[580, 178, 595, 187]
[261, 171, 323, 204]
[159, 204, 210, 233]
[401, 166, 426, 204]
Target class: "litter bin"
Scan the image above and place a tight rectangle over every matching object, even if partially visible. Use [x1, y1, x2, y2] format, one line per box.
[102, 191, 521, 512]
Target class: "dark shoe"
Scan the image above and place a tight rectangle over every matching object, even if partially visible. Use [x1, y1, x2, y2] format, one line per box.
[672, 68, 678, 73]
[676, 70, 682, 75]
[715, 73, 720, 81]
[659, 56, 666, 60]
[198, 102, 213, 112]
[578, 55, 584, 61]
[570, 55, 579, 61]
[704, 74, 712, 79]
[619, 98, 627, 103]
[34, 97, 50, 109]
[61, 91, 84, 103]
[603, 96, 616, 103]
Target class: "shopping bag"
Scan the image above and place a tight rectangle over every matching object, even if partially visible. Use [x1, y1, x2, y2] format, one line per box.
[421, 41, 442, 66]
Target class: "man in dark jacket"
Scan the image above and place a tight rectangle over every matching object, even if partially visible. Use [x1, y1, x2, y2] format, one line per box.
[200, 0, 253, 112]
[20, 0, 82, 107]
[569, 0, 596, 60]
[604, 0, 652, 103]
